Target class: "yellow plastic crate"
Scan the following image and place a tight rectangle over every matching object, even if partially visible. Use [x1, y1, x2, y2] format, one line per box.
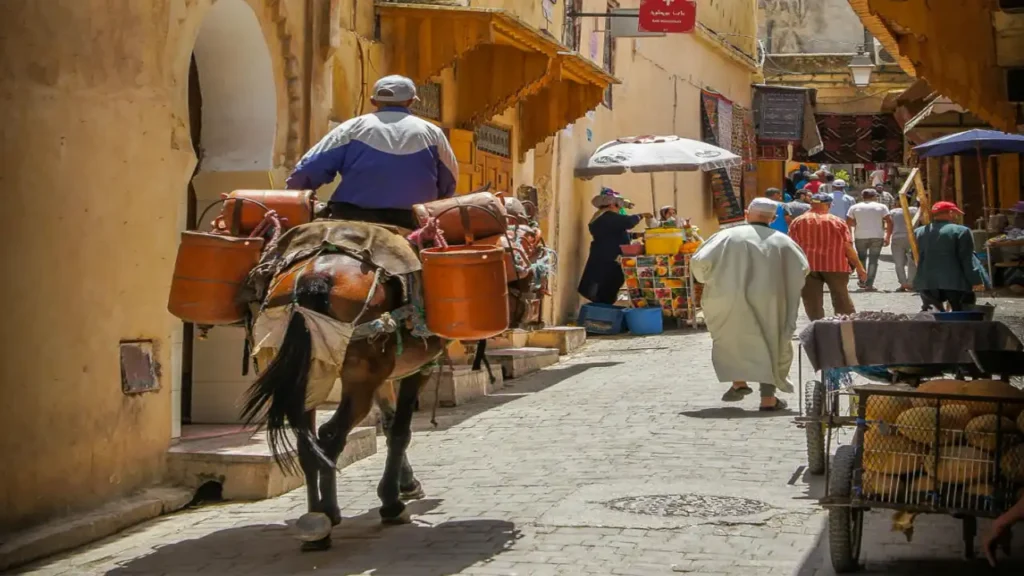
[644, 228, 684, 255]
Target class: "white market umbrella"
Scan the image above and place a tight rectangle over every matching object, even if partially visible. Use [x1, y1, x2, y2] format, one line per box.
[574, 135, 742, 216]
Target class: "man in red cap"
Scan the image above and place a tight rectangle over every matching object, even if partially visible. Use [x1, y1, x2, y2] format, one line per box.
[913, 201, 986, 311]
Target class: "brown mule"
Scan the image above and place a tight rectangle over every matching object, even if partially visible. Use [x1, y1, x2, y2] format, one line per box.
[240, 251, 445, 551]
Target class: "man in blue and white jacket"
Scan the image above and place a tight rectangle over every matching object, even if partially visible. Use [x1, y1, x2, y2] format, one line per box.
[286, 75, 458, 229]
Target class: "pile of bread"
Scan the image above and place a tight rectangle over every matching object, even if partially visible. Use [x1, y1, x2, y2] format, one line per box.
[862, 379, 1024, 505]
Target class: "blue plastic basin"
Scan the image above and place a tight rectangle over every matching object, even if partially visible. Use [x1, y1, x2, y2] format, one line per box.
[625, 307, 664, 335]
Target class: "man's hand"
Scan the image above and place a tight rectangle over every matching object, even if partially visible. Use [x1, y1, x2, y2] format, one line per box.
[856, 267, 868, 283]
[973, 284, 986, 292]
[985, 517, 1011, 566]
[883, 236, 891, 248]
[640, 213, 654, 220]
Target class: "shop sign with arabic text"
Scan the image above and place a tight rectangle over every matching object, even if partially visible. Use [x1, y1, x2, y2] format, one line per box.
[638, 0, 696, 34]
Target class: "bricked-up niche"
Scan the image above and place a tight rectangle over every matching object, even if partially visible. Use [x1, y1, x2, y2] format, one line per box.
[120, 340, 160, 395]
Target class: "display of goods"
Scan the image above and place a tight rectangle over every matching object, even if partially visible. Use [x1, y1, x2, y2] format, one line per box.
[923, 445, 994, 483]
[219, 190, 315, 234]
[865, 395, 913, 423]
[1000, 444, 1024, 482]
[896, 405, 972, 445]
[819, 311, 910, 323]
[910, 379, 1024, 418]
[908, 474, 935, 493]
[964, 415, 1019, 451]
[861, 470, 905, 497]
[621, 253, 694, 318]
[863, 425, 926, 475]
[413, 192, 508, 244]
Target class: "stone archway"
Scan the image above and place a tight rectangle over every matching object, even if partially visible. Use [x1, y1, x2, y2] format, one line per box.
[177, 0, 280, 432]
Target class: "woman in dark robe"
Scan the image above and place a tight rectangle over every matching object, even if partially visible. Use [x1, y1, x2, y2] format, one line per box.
[577, 188, 650, 305]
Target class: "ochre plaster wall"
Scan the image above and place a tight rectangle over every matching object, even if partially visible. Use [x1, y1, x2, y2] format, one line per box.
[0, 0, 348, 532]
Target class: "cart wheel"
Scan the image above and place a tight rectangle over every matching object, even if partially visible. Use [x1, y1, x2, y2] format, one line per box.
[829, 445, 863, 573]
[805, 379, 827, 475]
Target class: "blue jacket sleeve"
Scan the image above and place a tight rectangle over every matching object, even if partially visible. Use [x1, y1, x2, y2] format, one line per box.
[435, 134, 459, 199]
[957, 228, 983, 287]
[285, 129, 348, 190]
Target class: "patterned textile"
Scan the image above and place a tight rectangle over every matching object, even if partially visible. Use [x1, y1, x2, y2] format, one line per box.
[738, 106, 758, 205]
[757, 143, 790, 161]
[701, 91, 744, 224]
[811, 114, 903, 164]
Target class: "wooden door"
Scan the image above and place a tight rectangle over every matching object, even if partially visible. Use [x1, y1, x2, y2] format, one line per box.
[480, 152, 513, 194]
[447, 128, 479, 195]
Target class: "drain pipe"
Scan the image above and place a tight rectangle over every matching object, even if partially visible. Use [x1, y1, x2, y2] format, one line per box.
[303, 0, 315, 151]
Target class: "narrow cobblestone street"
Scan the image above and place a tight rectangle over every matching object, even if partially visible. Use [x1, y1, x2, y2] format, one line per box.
[19, 260, 1024, 575]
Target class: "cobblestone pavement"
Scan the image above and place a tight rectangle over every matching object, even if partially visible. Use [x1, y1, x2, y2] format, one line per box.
[18, 255, 1024, 575]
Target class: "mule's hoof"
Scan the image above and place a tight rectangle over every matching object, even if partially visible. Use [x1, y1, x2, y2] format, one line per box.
[400, 485, 426, 501]
[301, 537, 332, 552]
[295, 512, 333, 542]
[381, 508, 412, 525]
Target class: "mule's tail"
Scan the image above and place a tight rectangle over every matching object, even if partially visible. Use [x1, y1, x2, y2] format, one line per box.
[240, 307, 333, 474]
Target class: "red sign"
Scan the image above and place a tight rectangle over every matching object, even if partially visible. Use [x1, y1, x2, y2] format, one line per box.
[638, 0, 697, 34]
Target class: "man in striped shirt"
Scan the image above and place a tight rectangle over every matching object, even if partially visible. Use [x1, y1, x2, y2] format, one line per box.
[789, 193, 868, 321]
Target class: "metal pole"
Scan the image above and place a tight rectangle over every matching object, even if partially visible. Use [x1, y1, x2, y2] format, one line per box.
[650, 172, 657, 216]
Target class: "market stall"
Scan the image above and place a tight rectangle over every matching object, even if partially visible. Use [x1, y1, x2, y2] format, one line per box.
[575, 136, 741, 332]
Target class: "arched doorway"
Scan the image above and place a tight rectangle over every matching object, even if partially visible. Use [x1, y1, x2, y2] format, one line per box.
[179, 0, 278, 431]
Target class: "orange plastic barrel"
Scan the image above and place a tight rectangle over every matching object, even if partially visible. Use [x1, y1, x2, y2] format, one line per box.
[167, 232, 265, 325]
[421, 245, 510, 340]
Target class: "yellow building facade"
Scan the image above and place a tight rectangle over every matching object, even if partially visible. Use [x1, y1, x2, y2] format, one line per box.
[0, 0, 758, 545]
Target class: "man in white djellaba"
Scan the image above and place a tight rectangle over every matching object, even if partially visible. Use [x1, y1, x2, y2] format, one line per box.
[691, 198, 810, 411]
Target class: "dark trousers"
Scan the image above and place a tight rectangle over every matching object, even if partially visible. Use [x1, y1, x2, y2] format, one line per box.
[801, 271, 856, 321]
[328, 202, 418, 230]
[920, 289, 976, 312]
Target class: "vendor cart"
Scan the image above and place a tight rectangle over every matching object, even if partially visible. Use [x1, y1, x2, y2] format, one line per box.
[822, 350, 1024, 571]
[797, 318, 1024, 476]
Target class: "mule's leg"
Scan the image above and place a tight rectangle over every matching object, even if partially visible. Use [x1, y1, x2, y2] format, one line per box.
[315, 381, 378, 529]
[295, 411, 333, 550]
[377, 371, 428, 524]
[375, 382, 424, 501]
[472, 340, 496, 384]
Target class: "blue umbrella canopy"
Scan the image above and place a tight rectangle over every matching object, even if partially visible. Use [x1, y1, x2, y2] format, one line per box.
[913, 129, 1024, 158]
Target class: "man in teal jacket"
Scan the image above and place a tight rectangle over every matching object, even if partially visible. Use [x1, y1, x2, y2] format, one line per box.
[913, 201, 985, 311]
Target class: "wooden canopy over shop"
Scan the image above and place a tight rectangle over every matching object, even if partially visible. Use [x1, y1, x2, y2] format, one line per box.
[849, 0, 1019, 134]
[378, 3, 562, 128]
[519, 53, 618, 158]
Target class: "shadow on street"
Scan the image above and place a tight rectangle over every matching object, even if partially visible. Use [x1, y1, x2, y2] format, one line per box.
[412, 361, 620, 432]
[106, 499, 518, 576]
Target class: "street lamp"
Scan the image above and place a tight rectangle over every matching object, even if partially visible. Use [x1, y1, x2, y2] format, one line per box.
[849, 51, 876, 87]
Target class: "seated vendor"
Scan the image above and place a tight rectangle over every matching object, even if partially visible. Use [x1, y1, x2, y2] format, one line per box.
[645, 205, 677, 228]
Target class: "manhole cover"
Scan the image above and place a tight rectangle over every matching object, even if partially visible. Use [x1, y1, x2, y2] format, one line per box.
[602, 494, 772, 518]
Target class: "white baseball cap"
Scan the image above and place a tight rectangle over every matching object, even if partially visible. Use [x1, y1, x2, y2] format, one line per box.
[833, 178, 847, 189]
[372, 75, 419, 103]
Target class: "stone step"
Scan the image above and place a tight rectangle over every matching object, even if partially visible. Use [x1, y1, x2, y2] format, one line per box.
[487, 329, 531, 349]
[485, 347, 561, 379]
[526, 326, 587, 355]
[418, 365, 504, 408]
[167, 421, 377, 501]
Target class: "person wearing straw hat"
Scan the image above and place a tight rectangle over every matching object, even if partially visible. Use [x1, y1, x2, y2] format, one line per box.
[578, 188, 652, 305]
[285, 75, 458, 229]
[913, 201, 986, 311]
[691, 198, 809, 411]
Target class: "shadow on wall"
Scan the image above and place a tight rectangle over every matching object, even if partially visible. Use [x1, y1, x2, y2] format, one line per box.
[106, 500, 519, 576]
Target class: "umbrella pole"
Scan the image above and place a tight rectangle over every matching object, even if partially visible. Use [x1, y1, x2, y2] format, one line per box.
[649, 173, 656, 217]
[976, 143, 988, 222]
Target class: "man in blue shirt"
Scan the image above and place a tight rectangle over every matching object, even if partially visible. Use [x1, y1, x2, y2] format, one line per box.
[765, 187, 791, 234]
[828, 178, 857, 220]
[286, 75, 459, 229]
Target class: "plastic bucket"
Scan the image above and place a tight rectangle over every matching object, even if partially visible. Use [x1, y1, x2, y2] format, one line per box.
[644, 228, 684, 255]
[422, 245, 509, 340]
[625, 307, 664, 335]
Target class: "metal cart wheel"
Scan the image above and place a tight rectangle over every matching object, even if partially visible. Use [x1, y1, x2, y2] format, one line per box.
[828, 445, 864, 573]
[805, 379, 827, 475]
